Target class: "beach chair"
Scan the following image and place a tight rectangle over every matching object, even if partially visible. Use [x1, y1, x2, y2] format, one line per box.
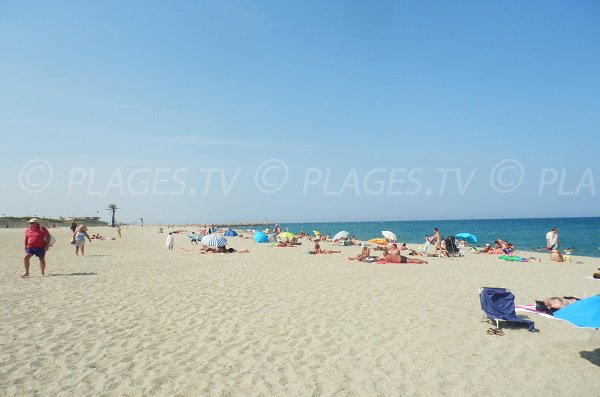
[479, 287, 536, 332]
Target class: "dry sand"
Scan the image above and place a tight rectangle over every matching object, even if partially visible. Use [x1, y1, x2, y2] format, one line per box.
[1, 226, 599, 396]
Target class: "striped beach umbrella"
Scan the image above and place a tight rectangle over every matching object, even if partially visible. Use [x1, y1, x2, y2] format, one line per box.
[201, 234, 227, 247]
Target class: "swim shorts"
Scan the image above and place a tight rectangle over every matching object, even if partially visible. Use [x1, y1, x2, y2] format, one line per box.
[25, 247, 46, 258]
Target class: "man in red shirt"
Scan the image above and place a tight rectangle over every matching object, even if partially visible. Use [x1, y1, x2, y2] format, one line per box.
[23, 218, 51, 277]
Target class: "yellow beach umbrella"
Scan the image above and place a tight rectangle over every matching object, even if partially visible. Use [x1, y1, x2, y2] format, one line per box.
[278, 232, 296, 241]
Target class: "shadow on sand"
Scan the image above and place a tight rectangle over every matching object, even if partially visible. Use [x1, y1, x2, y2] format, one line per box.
[580, 348, 600, 367]
[47, 272, 98, 277]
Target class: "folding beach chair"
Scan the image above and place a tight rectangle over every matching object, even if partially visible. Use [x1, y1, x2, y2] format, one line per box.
[479, 287, 536, 332]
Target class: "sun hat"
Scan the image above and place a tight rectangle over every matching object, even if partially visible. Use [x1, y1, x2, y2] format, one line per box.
[485, 243, 490, 246]
[28, 218, 39, 223]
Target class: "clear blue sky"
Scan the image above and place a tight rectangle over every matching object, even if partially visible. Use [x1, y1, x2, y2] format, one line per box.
[1, 1, 599, 224]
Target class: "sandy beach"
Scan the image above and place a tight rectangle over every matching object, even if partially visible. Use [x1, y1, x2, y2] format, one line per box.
[1, 226, 599, 396]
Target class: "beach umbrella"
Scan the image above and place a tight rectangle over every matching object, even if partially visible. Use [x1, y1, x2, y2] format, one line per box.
[253, 231, 269, 243]
[554, 294, 600, 328]
[381, 231, 397, 241]
[224, 229, 238, 237]
[278, 232, 295, 241]
[201, 234, 227, 247]
[368, 238, 388, 245]
[455, 233, 478, 244]
[333, 231, 350, 241]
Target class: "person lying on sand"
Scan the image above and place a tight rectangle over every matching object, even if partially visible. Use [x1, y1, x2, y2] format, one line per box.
[312, 243, 341, 254]
[380, 249, 428, 264]
[536, 296, 580, 314]
[200, 246, 249, 254]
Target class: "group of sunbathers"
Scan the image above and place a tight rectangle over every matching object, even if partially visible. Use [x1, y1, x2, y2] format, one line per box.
[479, 239, 515, 255]
[347, 244, 428, 264]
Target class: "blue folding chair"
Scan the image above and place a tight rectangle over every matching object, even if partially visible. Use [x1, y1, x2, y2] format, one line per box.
[479, 287, 536, 332]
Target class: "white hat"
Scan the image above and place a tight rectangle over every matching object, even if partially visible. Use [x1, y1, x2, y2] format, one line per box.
[28, 218, 39, 223]
[485, 243, 490, 246]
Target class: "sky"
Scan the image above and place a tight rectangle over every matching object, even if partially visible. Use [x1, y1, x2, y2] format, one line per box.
[1, 0, 599, 224]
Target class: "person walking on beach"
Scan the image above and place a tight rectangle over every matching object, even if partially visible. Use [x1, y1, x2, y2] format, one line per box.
[117, 225, 122, 238]
[69, 220, 77, 233]
[23, 218, 51, 277]
[72, 225, 92, 256]
[432, 228, 442, 254]
[164, 232, 174, 250]
[546, 227, 559, 251]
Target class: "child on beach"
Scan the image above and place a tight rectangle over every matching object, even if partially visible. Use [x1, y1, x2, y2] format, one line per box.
[164, 232, 174, 250]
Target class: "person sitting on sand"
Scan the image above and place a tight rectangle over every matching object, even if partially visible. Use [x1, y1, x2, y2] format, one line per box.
[550, 249, 564, 262]
[348, 247, 370, 261]
[388, 243, 401, 256]
[276, 239, 295, 247]
[312, 242, 341, 254]
[502, 243, 515, 255]
[437, 240, 449, 258]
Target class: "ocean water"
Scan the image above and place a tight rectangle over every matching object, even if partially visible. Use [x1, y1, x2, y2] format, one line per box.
[272, 218, 600, 258]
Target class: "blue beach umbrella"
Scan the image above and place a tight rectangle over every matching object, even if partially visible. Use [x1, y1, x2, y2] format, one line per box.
[554, 294, 600, 328]
[253, 232, 269, 243]
[224, 229, 238, 237]
[455, 233, 478, 244]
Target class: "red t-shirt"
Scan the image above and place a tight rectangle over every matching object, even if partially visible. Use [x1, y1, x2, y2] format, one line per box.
[25, 225, 50, 248]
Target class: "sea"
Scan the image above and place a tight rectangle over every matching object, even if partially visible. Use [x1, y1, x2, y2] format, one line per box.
[267, 217, 600, 258]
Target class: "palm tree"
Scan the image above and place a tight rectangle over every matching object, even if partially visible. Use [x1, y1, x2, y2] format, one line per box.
[107, 203, 118, 227]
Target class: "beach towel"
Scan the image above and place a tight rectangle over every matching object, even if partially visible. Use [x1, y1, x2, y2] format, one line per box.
[515, 305, 556, 319]
[499, 255, 526, 262]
